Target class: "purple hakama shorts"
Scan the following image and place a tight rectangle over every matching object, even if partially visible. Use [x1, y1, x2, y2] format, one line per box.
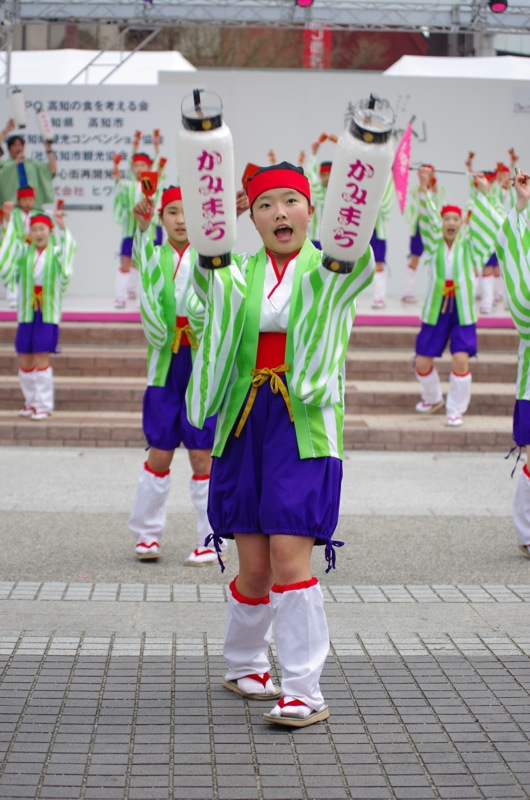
[485, 252, 499, 268]
[143, 346, 216, 452]
[513, 400, 530, 448]
[409, 224, 424, 257]
[120, 237, 134, 258]
[370, 231, 387, 263]
[415, 300, 477, 358]
[15, 310, 59, 354]
[207, 377, 343, 553]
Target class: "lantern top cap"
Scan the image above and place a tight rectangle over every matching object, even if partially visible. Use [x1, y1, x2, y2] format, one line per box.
[181, 88, 224, 132]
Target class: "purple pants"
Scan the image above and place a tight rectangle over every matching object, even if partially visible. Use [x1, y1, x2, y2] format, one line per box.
[513, 400, 530, 448]
[15, 310, 59, 354]
[208, 377, 343, 556]
[416, 302, 477, 358]
[409, 224, 424, 257]
[485, 251, 498, 268]
[370, 231, 387, 263]
[143, 347, 216, 451]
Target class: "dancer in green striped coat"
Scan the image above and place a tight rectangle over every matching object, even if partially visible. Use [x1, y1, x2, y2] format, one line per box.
[414, 166, 502, 427]
[186, 161, 378, 729]
[0, 208, 75, 419]
[495, 170, 530, 559]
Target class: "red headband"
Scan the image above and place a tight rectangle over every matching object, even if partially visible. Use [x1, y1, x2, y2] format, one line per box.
[132, 153, 153, 165]
[158, 186, 182, 212]
[440, 205, 462, 218]
[30, 214, 54, 229]
[17, 187, 35, 199]
[496, 165, 510, 174]
[246, 168, 311, 208]
[319, 163, 332, 174]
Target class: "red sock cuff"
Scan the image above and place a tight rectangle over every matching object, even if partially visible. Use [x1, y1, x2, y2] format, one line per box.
[36, 365, 51, 372]
[452, 371, 470, 378]
[271, 577, 319, 593]
[523, 464, 530, 480]
[20, 366, 36, 373]
[143, 460, 170, 479]
[191, 473, 210, 481]
[229, 577, 270, 605]
[416, 367, 433, 377]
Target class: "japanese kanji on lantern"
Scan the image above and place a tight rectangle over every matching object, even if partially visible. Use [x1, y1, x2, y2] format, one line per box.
[320, 94, 394, 272]
[176, 88, 237, 269]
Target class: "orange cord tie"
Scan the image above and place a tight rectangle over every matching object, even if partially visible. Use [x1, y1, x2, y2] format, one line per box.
[234, 365, 293, 438]
[171, 323, 199, 354]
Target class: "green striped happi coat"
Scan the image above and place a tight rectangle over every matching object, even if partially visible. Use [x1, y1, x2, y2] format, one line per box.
[113, 157, 164, 240]
[496, 208, 530, 400]
[186, 238, 374, 460]
[418, 190, 502, 326]
[0, 216, 75, 323]
[133, 228, 198, 387]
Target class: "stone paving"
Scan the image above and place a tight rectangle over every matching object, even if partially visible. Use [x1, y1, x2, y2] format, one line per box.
[2, 447, 530, 800]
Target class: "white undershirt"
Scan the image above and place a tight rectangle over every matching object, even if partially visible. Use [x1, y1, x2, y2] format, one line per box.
[171, 243, 191, 317]
[33, 248, 46, 288]
[444, 241, 455, 282]
[259, 251, 297, 332]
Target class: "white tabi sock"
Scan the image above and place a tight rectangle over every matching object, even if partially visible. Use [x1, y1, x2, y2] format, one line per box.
[223, 578, 273, 682]
[446, 371, 472, 418]
[513, 466, 530, 547]
[270, 579, 329, 711]
[415, 366, 443, 405]
[129, 461, 171, 546]
[34, 366, 54, 414]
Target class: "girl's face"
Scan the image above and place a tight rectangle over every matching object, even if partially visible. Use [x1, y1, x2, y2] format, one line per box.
[251, 187, 312, 257]
[441, 212, 462, 243]
[161, 200, 188, 248]
[30, 222, 51, 249]
[18, 197, 34, 213]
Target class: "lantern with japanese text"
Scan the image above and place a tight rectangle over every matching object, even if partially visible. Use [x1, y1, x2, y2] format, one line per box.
[34, 101, 54, 144]
[320, 95, 394, 271]
[8, 87, 27, 129]
[176, 89, 237, 268]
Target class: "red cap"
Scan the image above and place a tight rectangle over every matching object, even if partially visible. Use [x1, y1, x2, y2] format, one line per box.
[131, 153, 153, 166]
[158, 186, 182, 212]
[30, 214, 54, 229]
[440, 205, 462, 218]
[246, 163, 311, 209]
[17, 187, 35, 199]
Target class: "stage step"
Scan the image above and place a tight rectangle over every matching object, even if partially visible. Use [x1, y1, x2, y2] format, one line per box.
[0, 411, 513, 454]
[0, 320, 518, 451]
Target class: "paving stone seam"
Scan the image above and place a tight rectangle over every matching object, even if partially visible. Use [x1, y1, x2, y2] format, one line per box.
[2, 582, 530, 604]
[3, 634, 530, 662]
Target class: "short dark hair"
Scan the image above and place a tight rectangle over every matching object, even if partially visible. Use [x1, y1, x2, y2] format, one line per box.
[6, 135, 25, 150]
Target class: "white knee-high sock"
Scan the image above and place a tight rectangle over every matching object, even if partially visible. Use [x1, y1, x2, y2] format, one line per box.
[446, 371, 472, 417]
[402, 265, 417, 298]
[224, 578, 273, 681]
[129, 461, 171, 546]
[513, 465, 530, 547]
[189, 474, 213, 548]
[18, 367, 37, 410]
[372, 270, 386, 303]
[34, 366, 54, 413]
[270, 579, 329, 710]
[115, 269, 129, 303]
[480, 275, 494, 312]
[415, 366, 442, 405]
